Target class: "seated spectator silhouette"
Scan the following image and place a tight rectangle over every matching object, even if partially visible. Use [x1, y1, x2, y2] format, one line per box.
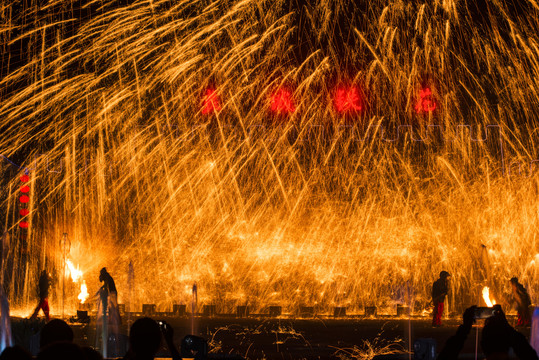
[123, 317, 162, 360]
[37, 341, 87, 360]
[82, 346, 104, 360]
[437, 305, 538, 360]
[0, 345, 32, 360]
[39, 319, 74, 349]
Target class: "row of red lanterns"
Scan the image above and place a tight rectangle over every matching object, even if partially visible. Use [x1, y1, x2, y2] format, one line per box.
[201, 86, 437, 116]
[19, 174, 30, 229]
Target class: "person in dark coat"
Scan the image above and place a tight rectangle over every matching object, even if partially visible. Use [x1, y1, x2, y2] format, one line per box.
[30, 270, 51, 321]
[432, 270, 450, 326]
[99, 267, 121, 355]
[510, 277, 531, 327]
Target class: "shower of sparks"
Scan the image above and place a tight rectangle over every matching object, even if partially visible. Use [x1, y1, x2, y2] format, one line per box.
[0, 0, 538, 314]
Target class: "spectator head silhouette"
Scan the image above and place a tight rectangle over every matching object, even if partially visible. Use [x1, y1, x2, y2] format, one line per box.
[480, 306, 512, 359]
[128, 317, 162, 359]
[82, 346, 103, 360]
[39, 319, 74, 349]
[37, 341, 86, 360]
[0, 345, 32, 360]
[439, 271, 450, 279]
[99, 267, 108, 282]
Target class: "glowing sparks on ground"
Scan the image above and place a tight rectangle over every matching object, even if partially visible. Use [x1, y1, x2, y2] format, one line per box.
[482, 287, 496, 307]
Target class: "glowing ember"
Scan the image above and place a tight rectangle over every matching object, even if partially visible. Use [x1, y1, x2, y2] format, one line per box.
[482, 286, 496, 307]
[66, 260, 83, 283]
[414, 87, 437, 113]
[201, 88, 221, 115]
[334, 87, 362, 113]
[270, 88, 295, 114]
[78, 281, 89, 304]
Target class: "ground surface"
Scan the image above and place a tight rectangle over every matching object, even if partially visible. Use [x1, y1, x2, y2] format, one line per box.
[11, 315, 530, 359]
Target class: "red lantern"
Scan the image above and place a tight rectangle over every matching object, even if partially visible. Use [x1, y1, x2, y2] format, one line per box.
[334, 87, 363, 113]
[201, 88, 222, 115]
[19, 195, 29, 204]
[414, 87, 437, 114]
[20, 209, 29, 216]
[19, 221, 29, 229]
[270, 88, 295, 115]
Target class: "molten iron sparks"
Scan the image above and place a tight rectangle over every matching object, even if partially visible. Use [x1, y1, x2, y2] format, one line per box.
[482, 286, 496, 307]
[2, 0, 538, 314]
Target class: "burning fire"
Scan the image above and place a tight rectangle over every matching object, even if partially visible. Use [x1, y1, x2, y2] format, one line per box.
[66, 259, 88, 304]
[482, 286, 496, 307]
[78, 281, 89, 304]
[66, 260, 83, 282]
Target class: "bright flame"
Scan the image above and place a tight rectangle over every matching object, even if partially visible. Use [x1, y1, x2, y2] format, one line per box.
[78, 281, 89, 304]
[482, 286, 496, 307]
[66, 260, 83, 282]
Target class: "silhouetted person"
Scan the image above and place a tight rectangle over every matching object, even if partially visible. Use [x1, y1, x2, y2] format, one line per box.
[510, 277, 531, 327]
[432, 271, 450, 326]
[438, 305, 538, 360]
[99, 267, 117, 314]
[159, 321, 181, 360]
[37, 341, 87, 360]
[82, 346, 104, 360]
[39, 319, 74, 350]
[98, 267, 121, 355]
[123, 317, 162, 360]
[31, 270, 51, 321]
[0, 345, 32, 360]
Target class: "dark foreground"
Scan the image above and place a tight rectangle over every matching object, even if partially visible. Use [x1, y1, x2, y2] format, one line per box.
[11, 315, 530, 359]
